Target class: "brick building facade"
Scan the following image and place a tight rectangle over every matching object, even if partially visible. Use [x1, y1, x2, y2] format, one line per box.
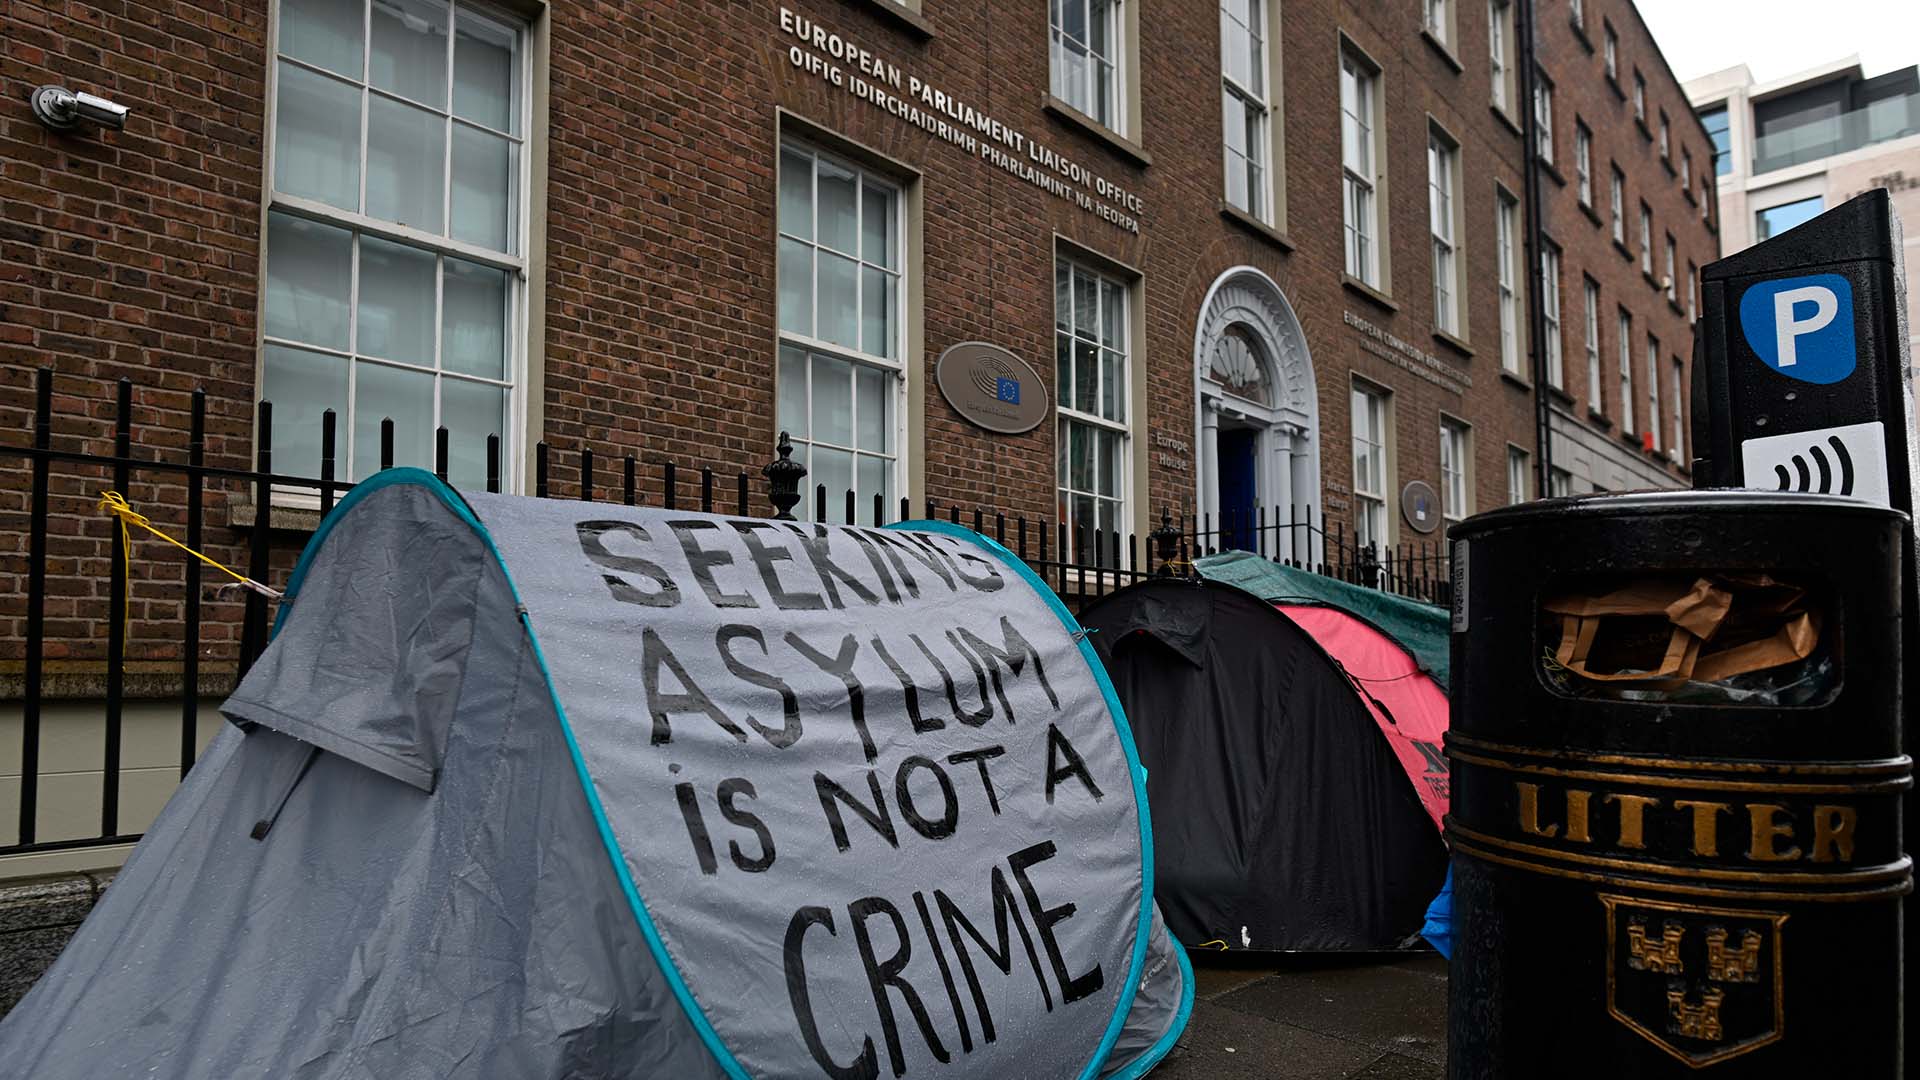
[0, 0, 1709, 857]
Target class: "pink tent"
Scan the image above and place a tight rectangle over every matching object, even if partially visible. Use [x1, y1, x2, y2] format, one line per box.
[1279, 605, 1450, 829]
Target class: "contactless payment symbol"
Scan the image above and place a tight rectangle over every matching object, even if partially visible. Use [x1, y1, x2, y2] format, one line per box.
[1738, 273, 1856, 384]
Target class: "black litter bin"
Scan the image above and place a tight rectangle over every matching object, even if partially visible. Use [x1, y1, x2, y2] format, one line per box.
[1446, 490, 1908, 1078]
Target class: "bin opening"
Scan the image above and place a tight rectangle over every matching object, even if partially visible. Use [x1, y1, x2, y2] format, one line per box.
[1537, 572, 1838, 706]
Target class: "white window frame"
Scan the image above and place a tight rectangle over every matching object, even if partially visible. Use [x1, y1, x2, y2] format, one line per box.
[1221, 0, 1272, 221]
[1681, 147, 1692, 187]
[1051, 0, 1127, 135]
[1688, 262, 1699, 322]
[1583, 278, 1602, 415]
[1569, 0, 1584, 28]
[1351, 380, 1391, 550]
[261, 0, 533, 492]
[1603, 23, 1618, 82]
[1541, 242, 1563, 388]
[1440, 417, 1470, 522]
[1506, 445, 1529, 505]
[1610, 166, 1625, 243]
[1429, 128, 1460, 335]
[1646, 334, 1662, 451]
[776, 139, 909, 522]
[1664, 234, 1677, 302]
[1670, 359, 1686, 463]
[1424, 0, 1449, 46]
[1633, 72, 1647, 123]
[1497, 186, 1521, 374]
[1639, 203, 1653, 273]
[1659, 111, 1670, 161]
[1488, 0, 1511, 112]
[1574, 121, 1592, 206]
[1533, 73, 1554, 162]
[1055, 256, 1133, 550]
[1618, 308, 1635, 434]
[1341, 47, 1381, 287]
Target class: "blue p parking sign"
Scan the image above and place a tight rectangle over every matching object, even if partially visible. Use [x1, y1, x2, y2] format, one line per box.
[1738, 273, 1856, 384]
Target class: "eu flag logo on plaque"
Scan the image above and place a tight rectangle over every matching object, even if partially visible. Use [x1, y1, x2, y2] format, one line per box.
[1738, 273, 1856, 384]
[995, 376, 1021, 404]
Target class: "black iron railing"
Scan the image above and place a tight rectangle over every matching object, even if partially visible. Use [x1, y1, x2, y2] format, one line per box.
[1, 367, 1447, 856]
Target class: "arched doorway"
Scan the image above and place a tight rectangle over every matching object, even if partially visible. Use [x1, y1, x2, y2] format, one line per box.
[1192, 268, 1321, 561]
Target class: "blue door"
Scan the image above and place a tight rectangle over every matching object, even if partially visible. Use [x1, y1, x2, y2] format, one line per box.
[1218, 428, 1258, 552]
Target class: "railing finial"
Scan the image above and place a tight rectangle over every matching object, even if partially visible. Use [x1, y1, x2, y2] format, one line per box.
[764, 430, 807, 521]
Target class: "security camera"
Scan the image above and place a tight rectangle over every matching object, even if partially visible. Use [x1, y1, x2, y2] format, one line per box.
[28, 85, 130, 132]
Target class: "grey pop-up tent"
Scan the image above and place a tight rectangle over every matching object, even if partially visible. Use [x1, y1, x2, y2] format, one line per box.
[0, 469, 1191, 1080]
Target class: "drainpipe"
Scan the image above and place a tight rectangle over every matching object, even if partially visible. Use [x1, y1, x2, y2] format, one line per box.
[1515, 0, 1554, 497]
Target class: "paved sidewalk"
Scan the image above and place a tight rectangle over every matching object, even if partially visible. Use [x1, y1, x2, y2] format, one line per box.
[1154, 953, 1447, 1079]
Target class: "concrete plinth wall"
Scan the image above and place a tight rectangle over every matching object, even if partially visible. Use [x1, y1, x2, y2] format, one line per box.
[0, 870, 113, 1016]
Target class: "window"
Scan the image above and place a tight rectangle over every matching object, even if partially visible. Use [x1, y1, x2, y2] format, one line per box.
[1583, 277, 1602, 414]
[1569, 0, 1584, 29]
[1658, 110, 1670, 160]
[1424, 0, 1449, 47]
[1533, 72, 1554, 162]
[1702, 179, 1713, 222]
[1670, 359, 1686, 462]
[1497, 187, 1520, 373]
[1618, 309, 1634, 433]
[1488, 0, 1512, 113]
[1341, 48, 1381, 287]
[1756, 196, 1825, 240]
[1574, 121, 1592, 205]
[1663, 234, 1676, 301]
[1681, 148, 1692, 187]
[263, 0, 527, 488]
[1352, 382, 1391, 550]
[1610, 166, 1625, 243]
[1541, 243, 1563, 388]
[1687, 261, 1699, 322]
[1221, 0, 1271, 221]
[1440, 419, 1471, 521]
[1056, 258, 1131, 548]
[1429, 129, 1460, 335]
[778, 141, 905, 522]
[1549, 466, 1572, 498]
[1639, 203, 1652, 273]
[1645, 334, 1661, 450]
[1051, 0, 1124, 132]
[1701, 105, 1731, 176]
[1507, 446, 1529, 505]
[1603, 22, 1617, 82]
[1632, 72, 1646, 123]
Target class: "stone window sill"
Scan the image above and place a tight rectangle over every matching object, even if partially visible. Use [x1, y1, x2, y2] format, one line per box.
[1220, 203, 1295, 251]
[1042, 95, 1152, 167]
[855, 0, 934, 38]
[1422, 29, 1464, 74]
[1342, 274, 1399, 312]
[1499, 368, 1531, 391]
[1433, 329, 1474, 358]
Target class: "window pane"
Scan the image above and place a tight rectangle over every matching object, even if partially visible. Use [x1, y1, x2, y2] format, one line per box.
[442, 256, 507, 379]
[778, 238, 812, 336]
[1089, 0, 1112, 55]
[352, 360, 434, 478]
[1073, 269, 1096, 334]
[1102, 346, 1125, 422]
[356, 235, 436, 364]
[817, 159, 858, 254]
[262, 344, 348, 474]
[858, 454, 888, 518]
[780, 149, 813, 240]
[777, 345, 808, 434]
[862, 183, 895, 269]
[370, 0, 449, 107]
[1056, 333, 1072, 403]
[1054, 262, 1071, 330]
[812, 446, 853, 524]
[280, 0, 363, 78]
[1102, 280, 1124, 347]
[1061, 0, 1087, 43]
[274, 61, 361, 211]
[1069, 421, 1093, 491]
[816, 251, 859, 350]
[451, 123, 513, 251]
[453, 11, 517, 132]
[1074, 338, 1099, 413]
[1097, 427, 1120, 497]
[811, 352, 854, 447]
[265, 212, 352, 350]
[855, 362, 888, 452]
[366, 94, 445, 232]
[861, 266, 894, 359]
[440, 376, 502, 488]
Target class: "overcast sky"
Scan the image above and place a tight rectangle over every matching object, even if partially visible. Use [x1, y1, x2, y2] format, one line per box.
[1638, 0, 1920, 86]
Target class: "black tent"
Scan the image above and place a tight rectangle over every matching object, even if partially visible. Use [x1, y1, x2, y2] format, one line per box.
[1081, 579, 1448, 953]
